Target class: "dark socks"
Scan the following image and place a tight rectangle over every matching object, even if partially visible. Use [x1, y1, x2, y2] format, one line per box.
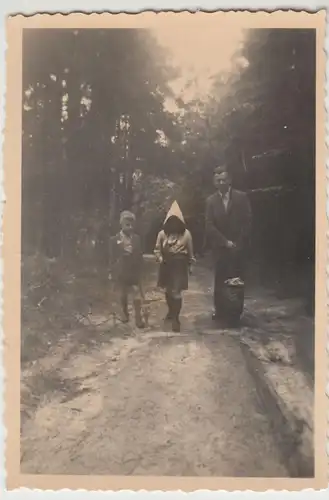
[165, 292, 173, 320]
[171, 297, 182, 332]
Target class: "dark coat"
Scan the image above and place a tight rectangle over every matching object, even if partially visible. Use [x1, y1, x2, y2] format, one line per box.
[205, 189, 252, 278]
[205, 189, 252, 253]
[109, 232, 143, 286]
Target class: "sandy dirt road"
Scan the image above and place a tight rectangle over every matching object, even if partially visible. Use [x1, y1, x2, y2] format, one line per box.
[21, 264, 290, 477]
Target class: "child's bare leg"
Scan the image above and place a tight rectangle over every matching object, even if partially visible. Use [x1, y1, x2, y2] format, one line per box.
[120, 285, 129, 323]
[132, 285, 145, 329]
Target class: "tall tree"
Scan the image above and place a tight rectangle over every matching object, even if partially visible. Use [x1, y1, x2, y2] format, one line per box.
[22, 28, 179, 258]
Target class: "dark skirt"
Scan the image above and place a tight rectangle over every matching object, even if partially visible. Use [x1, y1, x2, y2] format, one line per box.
[157, 254, 189, 291]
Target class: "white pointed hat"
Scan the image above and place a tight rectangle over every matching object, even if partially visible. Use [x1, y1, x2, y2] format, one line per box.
[164, 200, 185, 224]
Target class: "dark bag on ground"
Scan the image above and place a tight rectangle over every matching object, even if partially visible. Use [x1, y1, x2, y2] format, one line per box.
[221, 277, 245, 320]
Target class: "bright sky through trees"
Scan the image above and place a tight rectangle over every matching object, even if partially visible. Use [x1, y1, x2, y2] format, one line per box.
[151, 19, 246, 110]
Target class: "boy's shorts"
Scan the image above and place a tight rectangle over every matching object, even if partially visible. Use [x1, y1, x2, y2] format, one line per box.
[118, 283, 143, 301]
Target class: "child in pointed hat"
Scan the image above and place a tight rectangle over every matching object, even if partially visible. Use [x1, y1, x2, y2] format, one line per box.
[154, 201, 195, 332]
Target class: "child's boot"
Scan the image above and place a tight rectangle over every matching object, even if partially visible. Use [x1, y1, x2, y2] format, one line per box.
[171, 297, 182, 333]
[164, 292, 173, 321]
[134, 299, 145, 329]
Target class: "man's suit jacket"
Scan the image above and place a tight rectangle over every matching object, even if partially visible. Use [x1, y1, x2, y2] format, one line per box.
[205, 189, 252, 257]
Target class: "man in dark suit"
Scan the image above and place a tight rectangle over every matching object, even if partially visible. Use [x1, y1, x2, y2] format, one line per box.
[205, 165, 252, 323]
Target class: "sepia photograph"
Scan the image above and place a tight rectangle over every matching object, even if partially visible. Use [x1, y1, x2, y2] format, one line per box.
[3, 10, 327, 491]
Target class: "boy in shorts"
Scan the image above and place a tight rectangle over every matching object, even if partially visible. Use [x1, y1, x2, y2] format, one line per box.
[109, 211, 145, 328]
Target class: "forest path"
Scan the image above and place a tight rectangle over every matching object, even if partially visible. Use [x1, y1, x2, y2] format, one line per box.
[21, 260, 313, 477]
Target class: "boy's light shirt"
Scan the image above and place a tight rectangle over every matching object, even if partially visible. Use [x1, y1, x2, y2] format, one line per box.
[118, 230, 133, 254]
